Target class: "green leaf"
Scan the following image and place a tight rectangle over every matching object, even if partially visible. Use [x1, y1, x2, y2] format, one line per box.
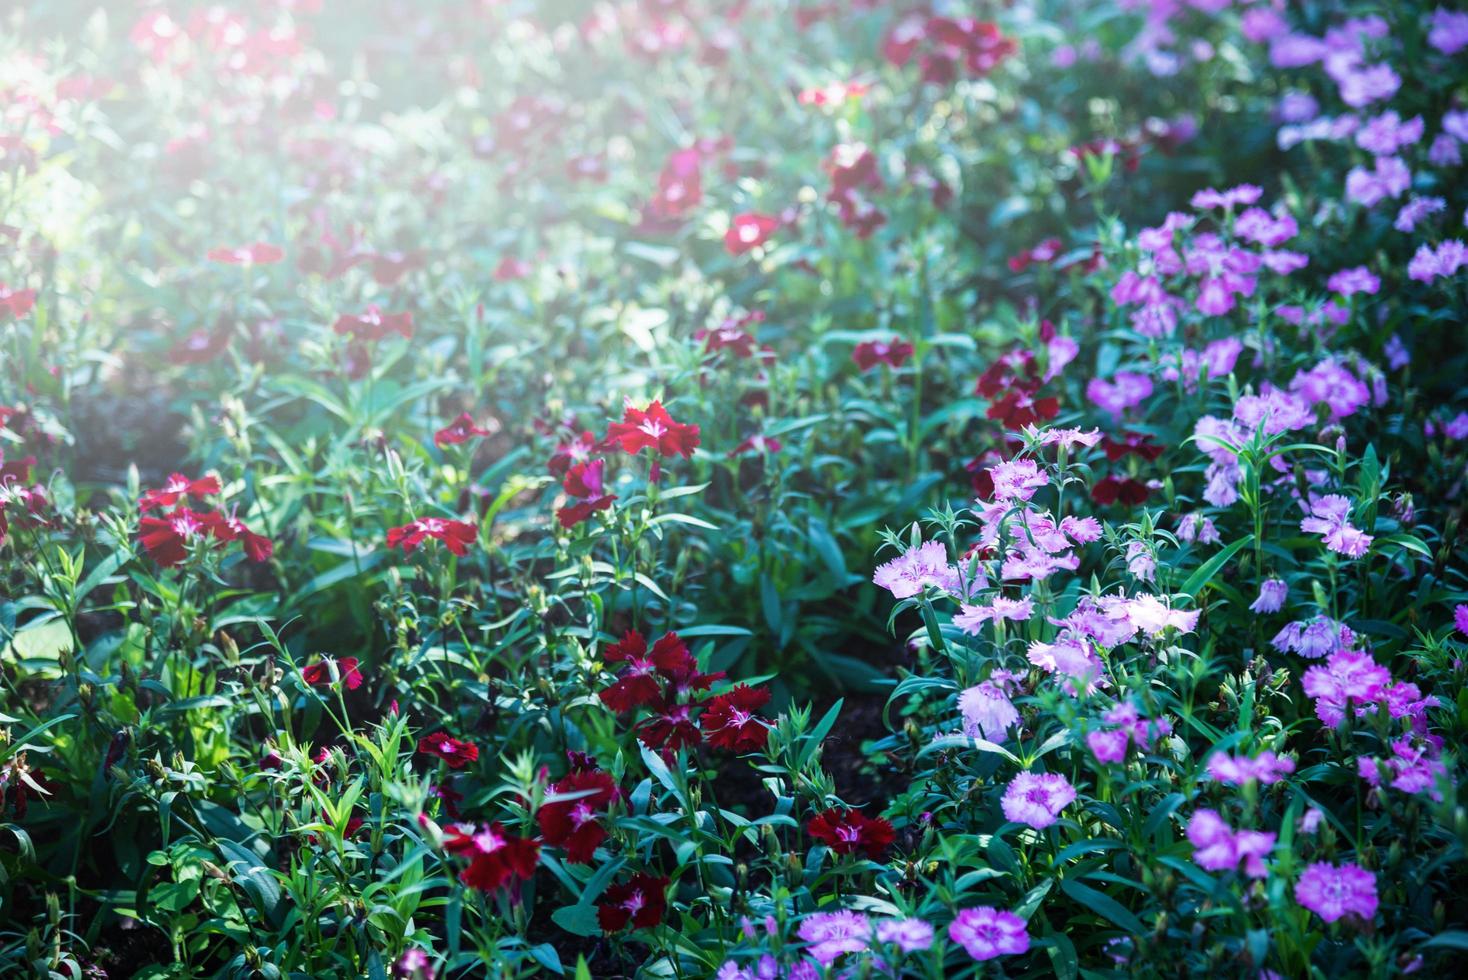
[1059, 878, 1145, 935]
[1179, 535, 1252, 598]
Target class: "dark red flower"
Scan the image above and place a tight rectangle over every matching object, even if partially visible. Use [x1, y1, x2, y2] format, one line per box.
[724, 212, 779, 255]
[538, 768, 620, 863]
[139, 473, 221, 512]
[557, 458, 616, 529]
[636, 700, 702, 752]
[366, 250, 424, 286]
[1102, 431, 1164, 462]
[1008, 237, 1064, 274]
[202, 511, 274, 563]
[700, 685, 771, 752]
[430, 781, 464, 821]
[696, 312, 765, 359]
[1090, 475, 1150, 506]
[0, 283, 36, 320]
[206, 242, 284, 265]
[417, 733, 480, 770]
[259, 750, 283, 771]
[301, 656, 364, 690]
[138, 507, 213, 567]
[435, 413, 494, 449]
[603, 401, 700, 458]
[386, 518, 477, 556]
[806, 807, 895, 859]
[597, 873, 670, 932]
[728, 433, 781, 457]
[333, 305, 414, 342]
[442, 822, 540, 892]
[852, 339, 914, 372]
[976, 348, 1061, 430]
[548, 431, 597, 477]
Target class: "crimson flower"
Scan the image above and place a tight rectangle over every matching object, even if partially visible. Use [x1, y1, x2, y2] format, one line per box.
[636, 700, 702, 752]
[1090, 475, 1150, 506]
[206, 242, 284, 265]
[603, 401, 700, 458]
[725, 212, 779, 255]
[137, 507, 213, 567]
[538, 767, 620, 863]
[434, 413, 494, 449]
[557, 457, 618, 529]
[333, 305, 414, 342]
[386, 517, 478, 556]
[599, 631, 724, 713]
[0, 283, 36, 320]
[1008, 237, 1063, 274]
[1102, 431, 1164, 462]
[853, 339, 914, 372]
[139, 474, 221, 512]
[417, 733, 480, 770]
[700, 685, 772, 752]
[547, 431, 597, 477]
[301, 656, 364, 690]
[807, 807, 896, 858]
[696, 312, 766, 359]
[728, 434, 782, 457]
[976, 350, 1060, 430]
[203, 511, 275, 563]
[597, 873, 670, 932]
[442, 822, 540, 892]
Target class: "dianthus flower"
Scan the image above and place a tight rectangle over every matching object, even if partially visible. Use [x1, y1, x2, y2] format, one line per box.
[806, 808, 895, 858]
[1000, 771, 1076, 829]
[441, 822, 540, 892]
[597, 873, 669, 932]
[1294, 861, 1377, 923]
[603, 400, 700, 457]
[538, 767, 620, 863]
[948, 907, 1030, 961]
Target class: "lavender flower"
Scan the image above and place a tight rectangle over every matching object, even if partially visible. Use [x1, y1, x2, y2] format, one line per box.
[1250, 578, 1288, 614]
[1000, 771, 1076, 829]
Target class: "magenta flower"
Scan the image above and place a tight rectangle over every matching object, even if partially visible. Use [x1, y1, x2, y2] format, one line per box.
[1206, 750, 1295, 786]
[1300, 494, 1373, 559]
[954, 596, 1034, 634]
[1455, 604, 1468, 637]
[1086, 373, 1153, 418]
[1001, 771, 1076, 829]
[948, 907, 1030, 961]
[1301, 649, 1392, 726]
[1187, 809, 1275, 878]
[1294, 862, 1377, 923]
[874, 917, 934, 953]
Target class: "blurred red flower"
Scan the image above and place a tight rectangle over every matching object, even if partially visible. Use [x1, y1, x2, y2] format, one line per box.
[725, 212, 779, 255]
[442, 822, 540, 892]
[853, 339, 914, 372]
[434, 413, 494, 449]
[206, 242, 284, 265]
[417, 733, 480, 770]
[301, 656, 364, 690]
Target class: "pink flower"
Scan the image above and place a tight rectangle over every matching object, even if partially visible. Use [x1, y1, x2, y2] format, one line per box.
[1301, 649, 1392, 726]
[1186, 809, 1275, 878]
[1455, 604, 1468, 637]
[988, 458, 1048, 502]
[958, 675, 1020, 740]
[724, 212, 779, 255]
[873, 539, 963, 599]
[874, 917, 934, 953]
[1294, 861, 1377, 923]
[1206, 751, 1295, 786]
[948, 907, 1030, 961]
[1086, 373, 1153, 418]
[1299, 494, 1372, 559]
[1000, 771, 1075, 829]
[797, 910, 871, 965]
